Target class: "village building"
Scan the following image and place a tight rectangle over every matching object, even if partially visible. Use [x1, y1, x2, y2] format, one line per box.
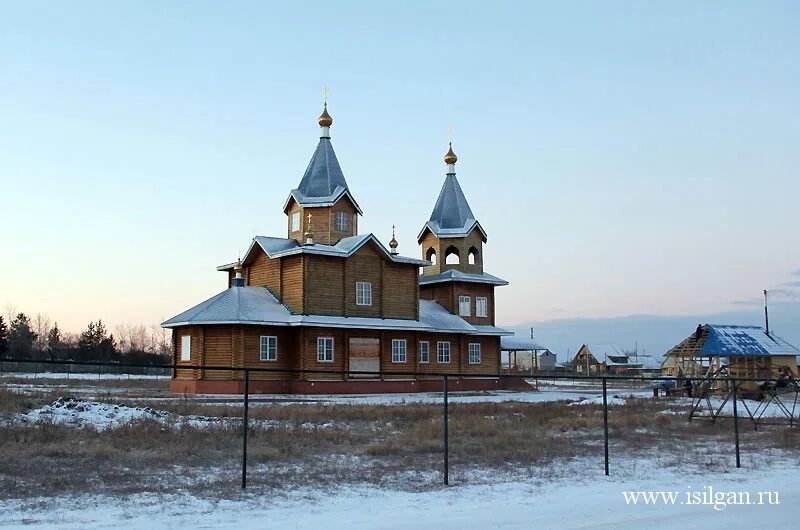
[162, 103, 515, 393]
[662, 324, 799, 392]
[571, 344, 643, 376]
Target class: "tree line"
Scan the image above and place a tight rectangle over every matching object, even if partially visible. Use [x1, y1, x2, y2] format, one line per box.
[0, 311, 171, 366]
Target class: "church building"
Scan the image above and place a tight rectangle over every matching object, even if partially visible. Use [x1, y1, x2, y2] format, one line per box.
[162, 103, 514, 393]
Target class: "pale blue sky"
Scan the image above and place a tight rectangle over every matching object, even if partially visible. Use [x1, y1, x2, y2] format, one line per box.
[1, 1, 798, 338]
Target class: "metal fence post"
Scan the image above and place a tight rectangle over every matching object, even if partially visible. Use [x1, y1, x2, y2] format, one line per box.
[732, 378, 741, 469]
[242, 368, 250, 489]
[443, 374, 449, 486]
[602, 377, 609, 476]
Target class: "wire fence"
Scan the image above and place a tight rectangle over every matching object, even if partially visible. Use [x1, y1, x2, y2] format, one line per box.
[2, 357, 798, 490]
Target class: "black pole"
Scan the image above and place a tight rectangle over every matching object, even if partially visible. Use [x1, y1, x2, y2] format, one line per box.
[764, 289, 770, 335]
[732, 378, 741, 469]
[242, 368, 250, 489]
[602, 377, 609, 476]
[443, 374, 449, 486]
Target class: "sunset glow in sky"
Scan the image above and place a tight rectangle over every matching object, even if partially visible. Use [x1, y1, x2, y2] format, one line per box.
[1, 2, 798, 335]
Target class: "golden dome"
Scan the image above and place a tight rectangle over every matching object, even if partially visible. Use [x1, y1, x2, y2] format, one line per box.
[234, 259, 242, 272]
[318, 103, 333, 128]
[444, 142, 457, 165]
[389, 236, 398, 249]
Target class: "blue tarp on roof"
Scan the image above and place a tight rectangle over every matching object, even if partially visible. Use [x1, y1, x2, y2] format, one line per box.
[700, 325, 800, 357]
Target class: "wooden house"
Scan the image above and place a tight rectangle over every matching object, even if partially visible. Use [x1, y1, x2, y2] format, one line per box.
[162, 104, 514, 394]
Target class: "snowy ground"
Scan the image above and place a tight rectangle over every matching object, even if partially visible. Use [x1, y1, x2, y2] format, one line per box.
[1, 461, 796, 529]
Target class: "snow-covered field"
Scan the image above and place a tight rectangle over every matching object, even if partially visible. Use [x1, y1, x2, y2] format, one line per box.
[1, 462, 796, 529]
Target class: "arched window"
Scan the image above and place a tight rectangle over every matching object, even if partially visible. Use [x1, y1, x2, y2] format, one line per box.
[444, 246, 460, 265]
[468, 246, 479, 266]
[426, 247, 437, 265]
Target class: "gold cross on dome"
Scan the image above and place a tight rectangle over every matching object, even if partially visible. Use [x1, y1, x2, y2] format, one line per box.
[392, 224, 396, 238]
[323, 85, 328, 106]
[307, 212, 312, 225]
[448, 127, 453, 143]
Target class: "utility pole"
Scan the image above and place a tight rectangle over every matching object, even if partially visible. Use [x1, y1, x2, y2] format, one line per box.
[764, 289, 770, 335]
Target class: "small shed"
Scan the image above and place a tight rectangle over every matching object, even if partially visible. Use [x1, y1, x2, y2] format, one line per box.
[501, 336, 550, 373]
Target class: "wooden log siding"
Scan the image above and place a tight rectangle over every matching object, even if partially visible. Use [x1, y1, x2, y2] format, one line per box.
[241, 326, 297, 380]
[419, 282, 456, 313]
[382, 262, 418, 319]
[286, 197, 359, 246]
[204, 325, 234, 380]
[302, 327, 346, 380]
[305, 255, 345, 315]
[281, 255, 304, 313]
[246, 247, 281, 297]
[420, 228, 485, 276]
[344, 244, 383, 317]
[416, 332, 461, 374]
[382, 332, 416, 378]
[452, 283, 496, 325]
[461, 335, 500, 375]
[174, 325, 202, 380]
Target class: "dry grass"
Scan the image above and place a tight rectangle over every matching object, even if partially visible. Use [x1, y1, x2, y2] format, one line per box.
[1, 388, 799, 500]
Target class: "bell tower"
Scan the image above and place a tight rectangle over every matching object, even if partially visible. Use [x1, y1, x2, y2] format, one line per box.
[283, 97, 362, 245]
[417, 142, 487, 276]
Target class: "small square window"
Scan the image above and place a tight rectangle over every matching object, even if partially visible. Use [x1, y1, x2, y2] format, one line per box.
[317, 337, 334, 363]
[418, 341, 430, 364]
[391, 339, 407, 363]
[459, 295, 471, 317]
[468, 343, 481, 364]
[260, 336, 277, 361]
[437, 341, 451, 364]
[291, 212, 300, 232]
[180, 335, 191, 361]
[335, 211, 349, 231]
[476, 297, 488, 318]
[356, 281, 372, 306]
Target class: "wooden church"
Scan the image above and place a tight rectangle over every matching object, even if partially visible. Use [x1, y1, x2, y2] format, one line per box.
[162, 103, 514, 393]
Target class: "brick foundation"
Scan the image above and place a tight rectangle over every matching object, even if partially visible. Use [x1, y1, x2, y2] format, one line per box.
[170, 376, 534, 395]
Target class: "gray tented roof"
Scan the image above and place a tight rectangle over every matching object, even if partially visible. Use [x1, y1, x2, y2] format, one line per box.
[283, 137, 363, 214]
[162, 286, 511, 336]
[418, 175, 487, 241]
[418, 269, 508, 286]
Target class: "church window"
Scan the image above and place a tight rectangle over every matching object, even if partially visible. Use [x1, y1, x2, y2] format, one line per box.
[180, 335, 191, 361]
[418, 341, 430, 363]
[469, 343, 481, 364]
[459, 295, 471, 316]
[391, 339, 407, 363]
[335, 211, 349, 231]
[476, 297, 488, 317]
[468, 246, 478, 265]
[445, 246, 460, 265]
[291, 212, 300, 232]
[317, 337, 334, 362]
[259, 336, 277, 361]
[356, 281, 372, 306]
[426, 247, 437, 265]
[437, 342, 451, 363]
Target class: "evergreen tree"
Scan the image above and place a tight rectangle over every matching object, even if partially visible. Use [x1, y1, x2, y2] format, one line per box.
[8, 313, 36, 359]
[0, 315, 8, 357]
[78, 320, 117, 361]
[47, 323, 62, 360]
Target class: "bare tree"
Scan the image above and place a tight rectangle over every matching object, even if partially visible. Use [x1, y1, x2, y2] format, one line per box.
[32, 313, 52, 354]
